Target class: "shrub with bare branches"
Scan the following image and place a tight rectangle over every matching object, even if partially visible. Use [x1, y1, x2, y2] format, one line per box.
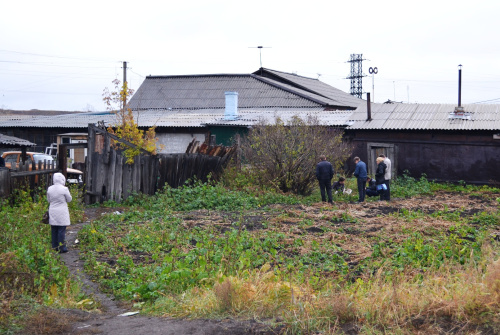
[242, 114, 352, 195]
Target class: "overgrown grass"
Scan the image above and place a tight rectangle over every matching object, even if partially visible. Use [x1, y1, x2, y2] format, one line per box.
[0, 185, 88, 333]
[78, 209, 349, 298]
[76, 174, 500, 333]
[144, 248, 500, 334]
[3, 171, 499, 334]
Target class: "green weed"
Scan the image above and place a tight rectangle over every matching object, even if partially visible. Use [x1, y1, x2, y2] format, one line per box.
[391, 172, 433, 198]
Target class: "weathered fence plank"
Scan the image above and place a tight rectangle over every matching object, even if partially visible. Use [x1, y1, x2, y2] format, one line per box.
[107, 149, 117, 201]
[122, 163, 133, 200]
[114, 154, 123, 201]
[0, 169, 10, 197]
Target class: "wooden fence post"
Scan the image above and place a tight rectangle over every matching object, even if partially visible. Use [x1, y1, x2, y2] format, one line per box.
[85, 123, 96, 205]
[0, 169, 10, 198]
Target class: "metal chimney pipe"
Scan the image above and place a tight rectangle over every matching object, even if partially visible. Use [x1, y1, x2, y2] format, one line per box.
[224, 92, 238, 120]
[458, 64, 462, 107]
[366, 92, 372, 121]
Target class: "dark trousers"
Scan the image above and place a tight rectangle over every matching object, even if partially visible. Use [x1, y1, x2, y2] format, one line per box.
[378, 187, 386, 200]
[51, 225, 68, 252]
[384, 180, 391, 200]
[366, 188, 378, 197]
[357, 178, 367, 202]
[318, 179, 333, 203]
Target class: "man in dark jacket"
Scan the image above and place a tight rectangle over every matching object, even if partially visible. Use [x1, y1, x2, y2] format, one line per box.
[353, 157, 367, 203]
[316, 155, 334, 203]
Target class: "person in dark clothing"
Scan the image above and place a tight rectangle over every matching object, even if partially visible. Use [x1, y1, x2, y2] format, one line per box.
[366, 177, 379, 197]
[332, 177, 345, 193]
[375, 157, 387, 200]
[353, 157, 367, 203]
[316, 155, 334, 203]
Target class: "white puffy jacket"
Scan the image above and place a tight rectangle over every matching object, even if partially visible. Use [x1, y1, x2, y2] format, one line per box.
[47, 173, 72, 226]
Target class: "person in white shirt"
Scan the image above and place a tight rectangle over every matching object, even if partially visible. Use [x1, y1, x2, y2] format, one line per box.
[379, 154, 391, 201]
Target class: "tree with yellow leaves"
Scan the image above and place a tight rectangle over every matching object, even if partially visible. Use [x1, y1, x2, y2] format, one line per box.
[102, 79, 158, 164]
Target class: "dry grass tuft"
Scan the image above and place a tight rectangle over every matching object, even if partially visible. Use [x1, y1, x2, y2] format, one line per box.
[20, 308, 81, 335]
[213, 278, 235, 311]
[156, 255, 500, 333]
[320, 292, 357, 323]
[485, 258, 500, 301]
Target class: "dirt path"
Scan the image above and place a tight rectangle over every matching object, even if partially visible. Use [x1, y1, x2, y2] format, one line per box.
[60, 208, 277, 335]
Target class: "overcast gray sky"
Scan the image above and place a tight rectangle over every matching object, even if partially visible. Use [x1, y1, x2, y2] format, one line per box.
[1, 0, 499, 111]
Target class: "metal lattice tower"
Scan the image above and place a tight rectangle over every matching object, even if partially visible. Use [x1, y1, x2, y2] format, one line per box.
[346, 54, 365, 98]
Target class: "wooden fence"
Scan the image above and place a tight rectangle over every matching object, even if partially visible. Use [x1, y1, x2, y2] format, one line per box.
[157, 137, 237, 189]
[85, 124, 238, 203]
[84, 124, 158, 205]
[158, 153, 230, 189]
[1, 125, 238, 202]
[0, 161, 57, 198]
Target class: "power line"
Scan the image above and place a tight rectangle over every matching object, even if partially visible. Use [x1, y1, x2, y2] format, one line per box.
[129, 69, 145, 78]
[0, 60, 114, 69]
[0, 49, 117, 63]
[472, 97, 500, 104]
[2, 90, 97, 95]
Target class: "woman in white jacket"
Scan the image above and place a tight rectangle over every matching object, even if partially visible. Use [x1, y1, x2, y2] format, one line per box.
[47, 173, 72, 253]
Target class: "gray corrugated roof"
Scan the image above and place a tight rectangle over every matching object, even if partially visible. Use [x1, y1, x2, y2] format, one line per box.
[129, 75, 325, 110]
[4, 103, 498, 131]
[129, 69, 362, 110]
[348, 103, 500, 130]
[0, 133, 36, 147]
[0, 115, 37, 122]
[254, 68, 364, 108]
[0, 110, 216, 129]
[206, 109, 352, 127]
[0, 108, 350, 129]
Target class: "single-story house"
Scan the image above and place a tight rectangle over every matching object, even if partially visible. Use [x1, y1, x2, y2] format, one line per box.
[345, 102, 500, 184]
[0, 68, 362, 154]
[2, 68, 499, 184]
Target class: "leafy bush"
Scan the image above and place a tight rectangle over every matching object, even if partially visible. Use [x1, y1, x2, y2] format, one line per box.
[242, 115, 353, 195]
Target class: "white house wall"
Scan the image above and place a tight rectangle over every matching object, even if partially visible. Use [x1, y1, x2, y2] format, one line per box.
[156, 133, 206, 154]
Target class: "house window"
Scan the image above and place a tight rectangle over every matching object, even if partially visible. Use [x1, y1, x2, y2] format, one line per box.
[366, 143, 396, 177]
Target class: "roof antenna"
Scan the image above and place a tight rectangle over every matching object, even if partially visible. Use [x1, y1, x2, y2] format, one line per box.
[248, 46, 271, 70]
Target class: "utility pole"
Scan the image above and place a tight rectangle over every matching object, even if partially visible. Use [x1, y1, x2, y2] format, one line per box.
[123, 61, 127, 113]
[368, 67, 378, 103]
